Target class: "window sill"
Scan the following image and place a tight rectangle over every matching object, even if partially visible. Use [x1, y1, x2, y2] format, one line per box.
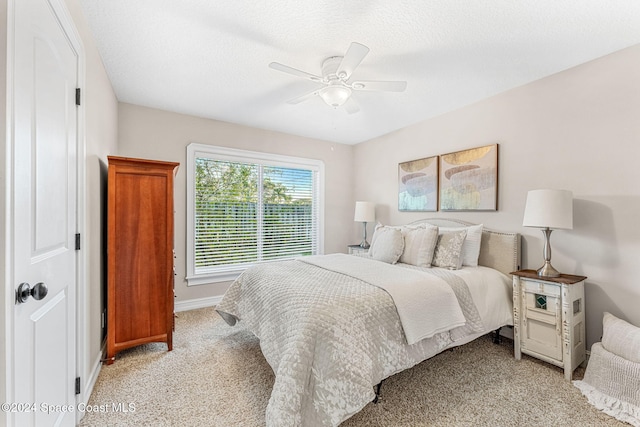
[186, 269, 243, 286]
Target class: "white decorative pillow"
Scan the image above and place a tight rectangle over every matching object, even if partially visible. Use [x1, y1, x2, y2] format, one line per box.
[432, 230, 467, 270]
[368, 225, 404, 264]
[368, 222, 385, 249]
[439, 224, 483, 267]
[369, 222, 423, 250]
[601, 312, 640, 363]
[399, 225, 439, 267]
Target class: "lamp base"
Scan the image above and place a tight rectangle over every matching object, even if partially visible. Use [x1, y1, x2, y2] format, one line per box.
[536, 261, 561, 278]
[359, 221, 370, 249]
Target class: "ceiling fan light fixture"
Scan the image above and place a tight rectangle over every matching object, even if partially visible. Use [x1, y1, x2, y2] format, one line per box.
[319, 85, 352, 107]
[270, 42, 406, 112]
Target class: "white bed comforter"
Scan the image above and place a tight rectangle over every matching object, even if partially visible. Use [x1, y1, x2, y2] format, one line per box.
[301, 254, 466, 344]
[216, 254, 485, 426]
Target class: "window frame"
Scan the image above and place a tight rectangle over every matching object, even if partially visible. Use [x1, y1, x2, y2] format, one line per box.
[186, 143, 325, 285]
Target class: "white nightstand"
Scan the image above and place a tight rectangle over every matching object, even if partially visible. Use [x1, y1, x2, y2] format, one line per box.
[348, 244, 369, 255]
[511, 270, 587, 380]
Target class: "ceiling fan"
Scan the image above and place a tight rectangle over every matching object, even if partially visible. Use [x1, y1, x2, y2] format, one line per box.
[269, 42, 407, 114]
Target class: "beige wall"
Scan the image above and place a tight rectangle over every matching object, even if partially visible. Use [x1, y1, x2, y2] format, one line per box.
[64, 0, 119, 398]
[117, 103, 354, 301]
[353, 44, 640, 348]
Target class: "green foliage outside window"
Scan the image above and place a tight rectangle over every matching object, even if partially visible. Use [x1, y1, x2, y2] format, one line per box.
[195, 158, 314, 270]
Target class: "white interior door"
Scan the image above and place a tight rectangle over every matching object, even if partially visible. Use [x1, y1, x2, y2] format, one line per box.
[12, 0, 78, 426]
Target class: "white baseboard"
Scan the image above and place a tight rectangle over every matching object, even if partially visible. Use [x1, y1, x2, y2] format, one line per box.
[175, 295, 223, 312]
[77, 341, 106, 423]
[84, 340, 107, 403]
[84, 341, 105, 401]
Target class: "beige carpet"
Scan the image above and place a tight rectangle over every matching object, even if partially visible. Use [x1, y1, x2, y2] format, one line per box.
[80, 308, 624, 426]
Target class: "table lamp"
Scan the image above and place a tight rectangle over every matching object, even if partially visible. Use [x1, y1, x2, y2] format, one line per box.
[354, 201, 375, 249]
[522, 189, 573, 277]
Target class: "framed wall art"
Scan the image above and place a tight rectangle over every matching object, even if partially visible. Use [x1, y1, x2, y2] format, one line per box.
[439, 144, 498, 211]
[398, 155, 438, 211]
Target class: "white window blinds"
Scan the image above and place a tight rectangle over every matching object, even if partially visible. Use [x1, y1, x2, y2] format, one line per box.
[187, 144, 324, 285]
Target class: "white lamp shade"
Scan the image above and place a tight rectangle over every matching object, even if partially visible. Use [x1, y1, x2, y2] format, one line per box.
[354, 201, 375, 222]
[523, 189, 573, 230]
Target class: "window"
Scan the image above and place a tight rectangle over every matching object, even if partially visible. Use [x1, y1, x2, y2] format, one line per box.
[186, 143, 324, 285]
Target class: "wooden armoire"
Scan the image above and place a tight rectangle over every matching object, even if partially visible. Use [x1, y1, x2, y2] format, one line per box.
[106, 156, 179, 364]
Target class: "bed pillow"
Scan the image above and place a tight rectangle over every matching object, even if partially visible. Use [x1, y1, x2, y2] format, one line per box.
[601, 312, 640, 363]
[439, 224, 483, 267]
[368, 225, 404, 264]
[368, 222, 385, 249]
[399, 224, 439, 267]
[369, 222, 425, 249]
[432, 229, 467, 270]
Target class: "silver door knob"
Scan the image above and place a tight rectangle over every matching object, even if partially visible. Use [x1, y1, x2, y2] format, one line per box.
[15, 282, 48, 304]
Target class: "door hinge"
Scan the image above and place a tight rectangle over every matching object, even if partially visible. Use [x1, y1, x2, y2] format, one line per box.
[75, 377, 81, 395]
[75, 88, 81, 106]
[75, 233, 81, 250]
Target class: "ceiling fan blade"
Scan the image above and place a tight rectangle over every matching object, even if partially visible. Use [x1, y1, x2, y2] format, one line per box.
[336, 42, 370, 80]
[286, 88, 321, 105]
[350, 80, 407, 92]
[343, 97, 360, 114]
[269, 62, 323, 82]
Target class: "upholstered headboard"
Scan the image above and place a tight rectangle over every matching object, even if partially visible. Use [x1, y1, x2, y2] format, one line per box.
[407, 218, 521, 277]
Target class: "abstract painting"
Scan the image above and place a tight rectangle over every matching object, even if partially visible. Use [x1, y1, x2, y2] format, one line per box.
[398, 155, 438, 211]
[439, 144, 498, 211]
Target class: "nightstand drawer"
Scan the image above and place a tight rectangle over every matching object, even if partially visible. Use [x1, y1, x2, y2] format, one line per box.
[523, 279, 561, 297]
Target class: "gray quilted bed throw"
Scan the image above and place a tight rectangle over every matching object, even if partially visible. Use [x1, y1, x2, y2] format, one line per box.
[216, 253, 483, 426]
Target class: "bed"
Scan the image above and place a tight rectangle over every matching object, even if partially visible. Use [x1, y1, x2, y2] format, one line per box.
[216, 218, 521, 426]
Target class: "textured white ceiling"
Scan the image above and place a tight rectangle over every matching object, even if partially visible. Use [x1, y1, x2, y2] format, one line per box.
[80, 1, 640, 145]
